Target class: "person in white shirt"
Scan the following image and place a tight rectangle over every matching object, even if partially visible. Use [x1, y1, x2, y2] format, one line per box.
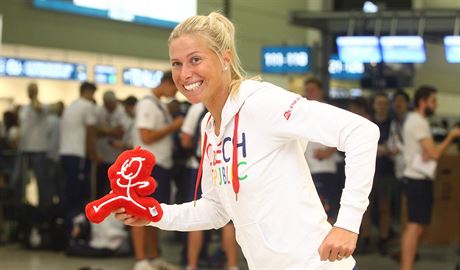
[303, 78, 339, 224]
[59, 81, 98, 236]
[95, 90, 127, 197]
[16, 82, 57, 212]
[131, 71, 184, 270]
[400, 86, 460, 270]
[116, 12, 379, 270]
[121, 96, 138, 149]
[108, 96, 139, 151]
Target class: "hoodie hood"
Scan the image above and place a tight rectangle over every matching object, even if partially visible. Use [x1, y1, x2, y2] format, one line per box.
[194, 80, 266, 203]
[219, 80, 267, 131]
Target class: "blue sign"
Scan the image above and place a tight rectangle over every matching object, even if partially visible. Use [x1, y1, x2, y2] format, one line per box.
[380, 36, 426, 63]
[336, 36, 382, 63]
[33, 0, 196, 29]
[261, 46, 311, 73]
[123, 68, 163, 88]
[94, 65, 117, 84]
[0, 57, 87, 81]
[328, 54, 364, 80]
[444, 36, 460, 63]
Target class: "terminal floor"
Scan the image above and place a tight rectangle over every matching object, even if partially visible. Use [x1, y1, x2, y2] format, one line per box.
[0, 232, 459, 270]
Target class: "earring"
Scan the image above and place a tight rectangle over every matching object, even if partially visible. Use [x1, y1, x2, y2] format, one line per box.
[224, 66, 228, 71]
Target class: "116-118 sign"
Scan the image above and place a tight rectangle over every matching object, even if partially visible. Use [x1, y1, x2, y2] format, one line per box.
[261, 46, 311, 73]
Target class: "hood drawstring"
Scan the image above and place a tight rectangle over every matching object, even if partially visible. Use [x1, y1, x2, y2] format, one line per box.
[193, 115, 211, 207]
[193, 112, 240, 206]
[232, 112, 240, 201]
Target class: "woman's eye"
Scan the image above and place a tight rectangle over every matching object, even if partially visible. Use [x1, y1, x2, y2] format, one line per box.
[171, 62, 181, 68]
[191, 57, 201, 64]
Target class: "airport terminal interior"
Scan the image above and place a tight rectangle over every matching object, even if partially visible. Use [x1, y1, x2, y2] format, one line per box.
[1, 0, 460, 270]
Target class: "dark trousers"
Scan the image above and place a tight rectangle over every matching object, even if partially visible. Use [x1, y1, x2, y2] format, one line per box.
[11, 152, 56, 211]
[96, 162, 111, 198]
[60, 155, 91, 234]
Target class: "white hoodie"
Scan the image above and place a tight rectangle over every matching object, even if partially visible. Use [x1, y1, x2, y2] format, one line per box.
[151, 80, 379, 269]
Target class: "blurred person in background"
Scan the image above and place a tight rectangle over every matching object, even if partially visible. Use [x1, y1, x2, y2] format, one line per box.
[387, 89, 410, 225]
[59, 81, 98, 237]
[347, 97, 375, 255]
[131, 71, 183, 270]
[370, 91, 395, 255]
[388, 89, 410, 181]
[15, 82, 59, 218]
[348, 97, 371, 121]
[2, 110, 20, 150]
[121, 96, 138, 149]
[95, 90, 127, 197]
[400, 86, 460, 270]
[109, 95, 139, 151]
[303, 78, 340, 224]
[46, 101, 65, 206]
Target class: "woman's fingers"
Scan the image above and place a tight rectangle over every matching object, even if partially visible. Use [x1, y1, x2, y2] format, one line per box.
[113, 208, 125, 214]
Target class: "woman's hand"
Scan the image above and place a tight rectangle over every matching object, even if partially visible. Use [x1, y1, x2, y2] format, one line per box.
[113, 208, 150, 226]
[318, 226, 358, 262]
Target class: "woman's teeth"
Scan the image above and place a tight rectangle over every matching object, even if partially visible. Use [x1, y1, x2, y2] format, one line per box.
[184, 81, 202, 91]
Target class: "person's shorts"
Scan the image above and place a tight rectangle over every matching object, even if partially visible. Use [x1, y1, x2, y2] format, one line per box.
[403, 177, 433, 225]
[151, 165, 172, 204]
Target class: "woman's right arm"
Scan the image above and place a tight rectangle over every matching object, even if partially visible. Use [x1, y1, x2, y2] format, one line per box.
[115, 118, 230, 231]
[114, 168, 230, 231]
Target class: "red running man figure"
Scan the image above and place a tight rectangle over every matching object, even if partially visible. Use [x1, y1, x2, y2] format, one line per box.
[85, 146, 163, 224]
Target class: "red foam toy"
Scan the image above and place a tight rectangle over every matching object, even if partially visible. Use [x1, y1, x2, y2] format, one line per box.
[85, 146, 163, 224]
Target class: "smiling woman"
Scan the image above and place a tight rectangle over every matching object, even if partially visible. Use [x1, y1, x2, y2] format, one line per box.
[115, 11, 380, 270]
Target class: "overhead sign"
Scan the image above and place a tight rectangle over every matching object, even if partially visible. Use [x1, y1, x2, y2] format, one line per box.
[123, 68, 163, 88]
[328, 54, 364, 80]
[261, 46, 311, 73]
[94, 65, 117, 85]
[336, 36, 382, 63]
[0, 57, 87, 81]
[444, 35, 460, 63]
[33, 0, 197, 29]
[380, 36, 426, 63]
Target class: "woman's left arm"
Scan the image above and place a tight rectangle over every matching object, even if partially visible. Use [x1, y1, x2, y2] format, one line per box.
[266, 95, 380, 233]
[273, 96, 379, 261]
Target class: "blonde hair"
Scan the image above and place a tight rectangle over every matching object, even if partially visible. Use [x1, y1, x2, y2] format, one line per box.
[168, 12, 246, 96]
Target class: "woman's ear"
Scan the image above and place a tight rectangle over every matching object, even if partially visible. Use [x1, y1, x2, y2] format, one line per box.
[223, 49, 232, 70]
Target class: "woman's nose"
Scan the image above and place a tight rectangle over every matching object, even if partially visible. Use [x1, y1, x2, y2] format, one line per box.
[180, 65, 192, 81]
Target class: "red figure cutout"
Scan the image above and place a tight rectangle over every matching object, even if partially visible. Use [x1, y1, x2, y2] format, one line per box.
[85, 146, 163, 224]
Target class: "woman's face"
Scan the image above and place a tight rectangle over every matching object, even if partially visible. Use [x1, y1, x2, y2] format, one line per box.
[169, 33, 230, 104]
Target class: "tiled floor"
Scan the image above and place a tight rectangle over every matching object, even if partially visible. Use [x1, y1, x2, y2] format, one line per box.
[1, 237, 460, 270]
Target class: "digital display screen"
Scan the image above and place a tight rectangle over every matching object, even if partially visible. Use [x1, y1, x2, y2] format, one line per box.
[444, 36, 460, 63]
[33, 0, 197, 29]
[380, 36, 426, 63]
[328, 54, 364, 80]
[0, 57, 87, 81]
[261, 46, 311, 73]
[123, 68, 163, 88]
[94, 65, 117, 84]
[336, 36, 382, 63]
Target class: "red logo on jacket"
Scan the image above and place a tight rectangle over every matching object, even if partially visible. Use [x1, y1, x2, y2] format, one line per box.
[284, 96, 302, 120]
